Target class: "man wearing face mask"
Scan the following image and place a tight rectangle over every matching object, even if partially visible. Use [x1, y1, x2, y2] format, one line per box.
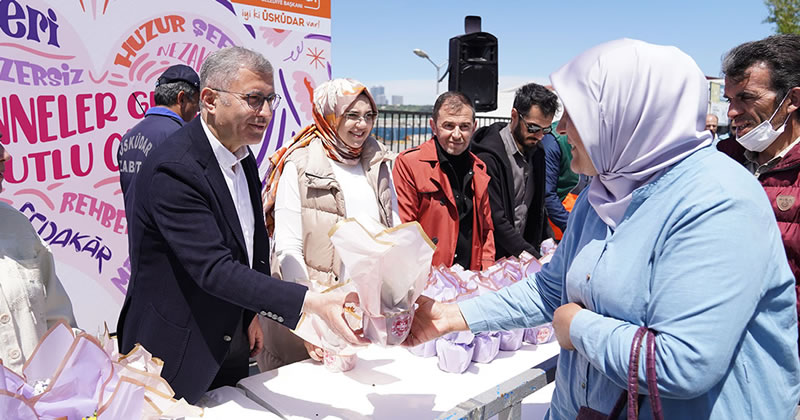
[722, 34, 800, 352]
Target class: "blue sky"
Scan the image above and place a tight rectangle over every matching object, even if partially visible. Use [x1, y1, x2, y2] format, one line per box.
[331, 1, 775, 105]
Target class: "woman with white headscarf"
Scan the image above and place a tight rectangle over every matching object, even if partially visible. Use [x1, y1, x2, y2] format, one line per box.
[405, 39, 800, 418]
[257, 78, 401, 371]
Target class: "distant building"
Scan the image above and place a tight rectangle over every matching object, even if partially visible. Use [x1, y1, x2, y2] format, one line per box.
[392, 95, 403, 105]
[371, 85, 388, 105]
[369, 86, 389, 105]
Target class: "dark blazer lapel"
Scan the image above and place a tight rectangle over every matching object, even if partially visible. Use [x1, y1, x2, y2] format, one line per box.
[188, 118, 248, 257]
[241, 150, 269, 269]
[242, 150, 263, 227]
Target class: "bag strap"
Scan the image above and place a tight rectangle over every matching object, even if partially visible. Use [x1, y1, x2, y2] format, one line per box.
[646, 329, 664, 420]
[608, 326, 665, 420]
[626, 326, 648, 419]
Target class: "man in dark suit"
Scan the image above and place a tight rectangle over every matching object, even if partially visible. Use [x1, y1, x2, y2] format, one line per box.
[117, 47, 365, 403]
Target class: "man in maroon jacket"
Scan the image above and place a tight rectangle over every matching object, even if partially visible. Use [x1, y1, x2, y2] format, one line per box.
[722, 35, 800, 350]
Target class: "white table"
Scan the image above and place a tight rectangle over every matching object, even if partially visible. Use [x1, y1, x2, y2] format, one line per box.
[238, 341, 560, 420]
[188, 386, 282, 420]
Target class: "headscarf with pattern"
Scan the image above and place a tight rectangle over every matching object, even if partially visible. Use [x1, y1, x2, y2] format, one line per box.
[262, 78, 378, 234]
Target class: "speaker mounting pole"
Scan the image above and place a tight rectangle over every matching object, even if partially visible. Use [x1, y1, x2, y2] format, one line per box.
[413, 48, 447, 97]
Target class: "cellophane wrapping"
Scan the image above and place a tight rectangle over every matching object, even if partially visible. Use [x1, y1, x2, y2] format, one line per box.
[523, 323, 555, 345]
[291, 279, 362, 358]
[328, 219, 435, 347]
[414, 249, 557, 373]
[0, 321, 202, 420]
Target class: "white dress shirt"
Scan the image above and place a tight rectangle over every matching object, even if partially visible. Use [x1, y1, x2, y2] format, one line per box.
[201, 117, 255, 267]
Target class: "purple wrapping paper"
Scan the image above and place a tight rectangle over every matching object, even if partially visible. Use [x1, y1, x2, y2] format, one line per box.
[424, 265, 480, 302]
[471, 332, 501, 364]
[524, 324, 555, 345]
[523, 328, 536, 344]
[498, 329, 524, 351]
[408, 340, 437, 358]
[0, 365, 37, 418]
[435, 338, 475, 373]
[416, 254, 555, 370]
[443, 330, 475, 345]
[540, 239, 557, 256]
[522, 253, 543, 278]
[0, 322, 203, 420]
[0, 393, 38, 419]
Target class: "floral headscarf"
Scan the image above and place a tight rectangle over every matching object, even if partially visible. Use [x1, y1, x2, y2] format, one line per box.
[262, 78, 378, 233]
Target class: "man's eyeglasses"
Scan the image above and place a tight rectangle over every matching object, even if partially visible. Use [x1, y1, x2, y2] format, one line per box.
[514, 108, 553, 135]
[212, 88, 281, 111]
[343, 112, 378, 124]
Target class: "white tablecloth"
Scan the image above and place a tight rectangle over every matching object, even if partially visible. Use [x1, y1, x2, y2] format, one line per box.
[238, 341, 560, 419]
[188, 386, 282, 419]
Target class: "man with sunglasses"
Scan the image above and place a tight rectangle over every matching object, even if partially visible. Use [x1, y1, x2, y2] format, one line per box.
[472, 83, 559, 259]
[117, 47, 367, 403]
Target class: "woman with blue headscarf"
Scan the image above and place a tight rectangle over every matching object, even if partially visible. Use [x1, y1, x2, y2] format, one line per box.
[405, 39, 800, 419]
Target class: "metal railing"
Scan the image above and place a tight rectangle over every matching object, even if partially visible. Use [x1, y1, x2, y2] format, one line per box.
[372, 110, 511, 153]
[438, 352, 558, 420]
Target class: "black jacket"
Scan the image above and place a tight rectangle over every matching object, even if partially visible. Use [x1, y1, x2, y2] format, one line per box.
[118, 109, 186, 200]
[117, 117, 307, 403]
[471, 122, 547, 259]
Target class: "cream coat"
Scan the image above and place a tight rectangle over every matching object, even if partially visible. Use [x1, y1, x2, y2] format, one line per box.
[258, 136, 394, 371]
[0, 202, 76, 374]
[277, 136, 394, 287]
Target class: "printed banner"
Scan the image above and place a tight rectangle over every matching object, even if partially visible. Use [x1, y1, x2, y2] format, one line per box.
[230, 0, 331, 33]
[0, 0, 332, 332]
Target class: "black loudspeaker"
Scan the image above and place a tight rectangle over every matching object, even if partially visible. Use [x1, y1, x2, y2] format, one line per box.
[448, 32, 498, 112]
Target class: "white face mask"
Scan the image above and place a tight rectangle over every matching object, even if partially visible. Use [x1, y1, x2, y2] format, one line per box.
[736, 92, 792, 152]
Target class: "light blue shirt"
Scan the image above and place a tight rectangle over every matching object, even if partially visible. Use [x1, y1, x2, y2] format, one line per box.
[459, 146, 800, 419]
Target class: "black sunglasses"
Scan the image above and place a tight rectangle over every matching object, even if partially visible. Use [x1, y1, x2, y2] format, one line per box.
[515, 108, 553, 135]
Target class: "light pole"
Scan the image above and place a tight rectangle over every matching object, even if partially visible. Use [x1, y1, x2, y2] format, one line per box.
[413, 48, 447, 97]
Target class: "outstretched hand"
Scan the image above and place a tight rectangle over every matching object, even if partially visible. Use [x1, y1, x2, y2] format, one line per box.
[304, 340, 324, 362]
[303, 290, 370, 347]
[402, 295, 469, 347]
